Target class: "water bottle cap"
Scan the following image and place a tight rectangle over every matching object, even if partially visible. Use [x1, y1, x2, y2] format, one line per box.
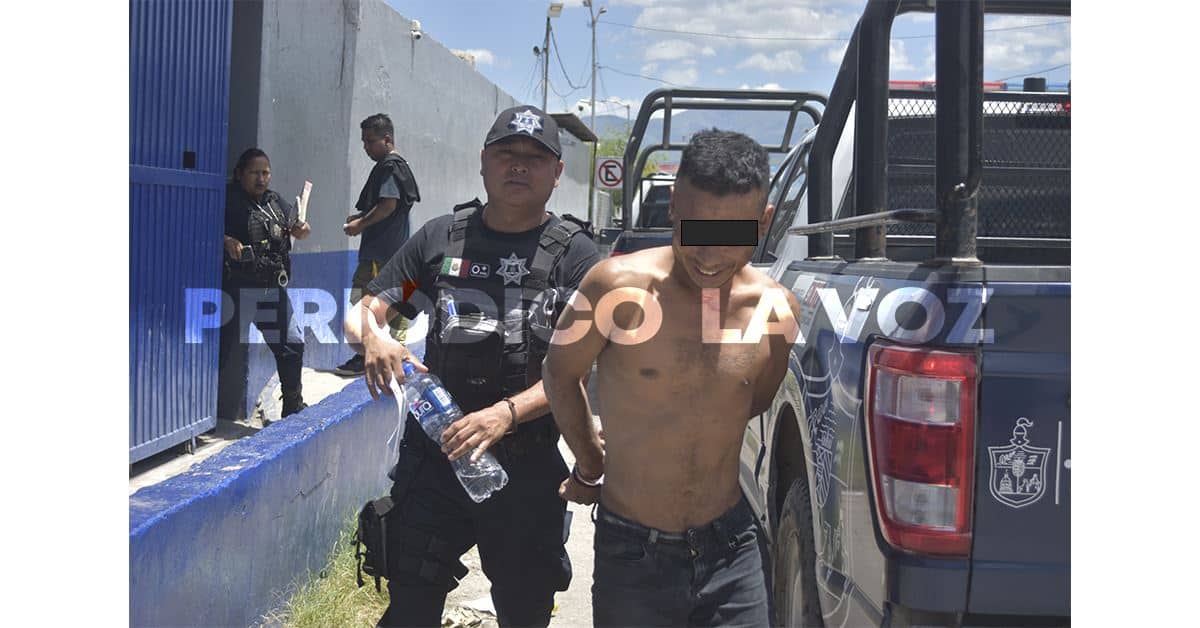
[401, 360, 416, 377]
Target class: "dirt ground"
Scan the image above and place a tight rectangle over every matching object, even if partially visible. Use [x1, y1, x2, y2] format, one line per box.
[441, 439, 595, 628]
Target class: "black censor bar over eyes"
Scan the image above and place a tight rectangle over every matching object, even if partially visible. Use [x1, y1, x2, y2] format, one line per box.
[680, 220, 759, 246]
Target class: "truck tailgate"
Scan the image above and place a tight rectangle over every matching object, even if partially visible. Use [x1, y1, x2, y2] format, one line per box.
[969, 279, 1071, 617]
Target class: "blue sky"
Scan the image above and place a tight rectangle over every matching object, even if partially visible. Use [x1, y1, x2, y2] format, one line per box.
[389, 0, 1070, 120]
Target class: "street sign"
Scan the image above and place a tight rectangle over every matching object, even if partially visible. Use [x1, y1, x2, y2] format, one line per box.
[596, 157, 623, 189]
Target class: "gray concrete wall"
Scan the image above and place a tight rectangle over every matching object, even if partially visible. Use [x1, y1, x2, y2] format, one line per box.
[250, 0, 591, 256]
[554, 132, 592, 220]
[254, 0, 360, 255]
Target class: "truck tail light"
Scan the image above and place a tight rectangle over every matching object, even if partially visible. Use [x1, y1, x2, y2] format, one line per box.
[865, 341, 977, 556]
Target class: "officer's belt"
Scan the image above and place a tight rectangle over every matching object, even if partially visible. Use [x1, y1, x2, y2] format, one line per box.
[410, 415, 557, 462]
[492, 416, 558, 461]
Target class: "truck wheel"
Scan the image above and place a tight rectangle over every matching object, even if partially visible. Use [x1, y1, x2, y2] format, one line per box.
[774, 478, 823, 627]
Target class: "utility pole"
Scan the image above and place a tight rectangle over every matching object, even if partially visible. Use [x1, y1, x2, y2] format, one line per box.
[541, 4, 562, 111]
[541, 16, 550, 111]
[584, 0, 606, 223]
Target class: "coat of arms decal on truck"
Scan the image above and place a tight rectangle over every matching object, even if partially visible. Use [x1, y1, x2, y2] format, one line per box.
[989, 417, 1052, 509]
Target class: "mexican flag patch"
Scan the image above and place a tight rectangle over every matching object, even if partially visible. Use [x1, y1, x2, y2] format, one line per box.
[439, 257, 470, 277]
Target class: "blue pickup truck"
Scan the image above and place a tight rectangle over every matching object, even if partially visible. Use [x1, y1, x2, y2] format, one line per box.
[733, 1, 1072, 626]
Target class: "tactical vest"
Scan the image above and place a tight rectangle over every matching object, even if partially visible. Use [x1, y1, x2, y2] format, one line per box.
[232, 192, 292, 287]
[424, 200, 584, 414]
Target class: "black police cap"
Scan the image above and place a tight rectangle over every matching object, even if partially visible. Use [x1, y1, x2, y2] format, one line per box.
[484, 105, 561, 158]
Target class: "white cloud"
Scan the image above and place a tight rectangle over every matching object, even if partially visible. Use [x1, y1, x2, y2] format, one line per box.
[825, 42, 848, 66]
[450, 48, 496, 66]
[737, 50, 805, 73]
[1046, 47, 1071, 66]
[576, 96, 639, 118]
[739, 82, 785, 90]
[645, 39, 716, 62]
[662, 66, 700, 86]
[890, 40, 915, 72]
[629, 0, 858, 52]
[982, 15, 1071, 76]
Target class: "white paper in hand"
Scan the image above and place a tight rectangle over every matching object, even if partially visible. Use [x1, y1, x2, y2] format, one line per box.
[297, 180, 312, 223]
[386, 376, 407, 460]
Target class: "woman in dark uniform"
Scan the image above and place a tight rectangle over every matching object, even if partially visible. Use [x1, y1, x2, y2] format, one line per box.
[217, 148, 311, 421]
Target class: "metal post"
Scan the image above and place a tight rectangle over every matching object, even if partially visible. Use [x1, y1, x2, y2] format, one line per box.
[542, 16, 551, 111]
[806, 23, 860, 260]
[853, 0, 900, 261]
[586, 2, 606, 224]
[934, 0, 983, 263]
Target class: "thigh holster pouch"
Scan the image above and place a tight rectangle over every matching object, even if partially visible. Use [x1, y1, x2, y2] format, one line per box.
[354, 439, 468, 592]
[353, 496, 395, 592]
[353, 501, 467, 593]
[390, 526, 469, 591]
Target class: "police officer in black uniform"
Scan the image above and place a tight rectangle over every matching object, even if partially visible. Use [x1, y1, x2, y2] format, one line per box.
[344, 106, 601, 627]
[218, 148, 311, 421]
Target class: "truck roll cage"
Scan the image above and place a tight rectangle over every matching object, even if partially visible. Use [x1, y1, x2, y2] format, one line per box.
[794, 0, 1071, 263]
[621, 88, 828, 229]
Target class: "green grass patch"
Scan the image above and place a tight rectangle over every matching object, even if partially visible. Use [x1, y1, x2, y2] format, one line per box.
[263, 518, 389, 628]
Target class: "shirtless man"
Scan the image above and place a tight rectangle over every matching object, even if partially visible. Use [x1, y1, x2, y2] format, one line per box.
[543, 129, 801, 627]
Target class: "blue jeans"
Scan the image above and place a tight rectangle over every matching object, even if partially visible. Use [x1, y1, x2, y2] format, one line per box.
[592, 497, 770, 627]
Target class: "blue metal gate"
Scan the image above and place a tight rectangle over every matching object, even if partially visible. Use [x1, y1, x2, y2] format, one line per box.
[130, 0, 233, 463]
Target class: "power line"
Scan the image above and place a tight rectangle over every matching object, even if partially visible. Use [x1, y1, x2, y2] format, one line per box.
[599, 64, 686, 87]
[548, 76, 585, 99]
[598, 20, 842, 42]
[550, 29, 589, 91]
[596, 19, 1070, 42]
[521, 56, 541, 103]
[598, 67, 610, 104]
[899, 19, 1070, 39]
[992, 62, 1070, 83]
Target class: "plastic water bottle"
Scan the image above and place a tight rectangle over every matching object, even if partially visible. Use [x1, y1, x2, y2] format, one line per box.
[400, 361, 509, 502]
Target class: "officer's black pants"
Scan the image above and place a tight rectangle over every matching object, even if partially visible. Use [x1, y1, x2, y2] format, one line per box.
[216, 275, 304, 420]
[378, 418, 571, 628]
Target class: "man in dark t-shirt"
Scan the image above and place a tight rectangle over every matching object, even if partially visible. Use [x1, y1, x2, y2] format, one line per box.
[344, 106, 600, 628]
[335, 113, 421, 376]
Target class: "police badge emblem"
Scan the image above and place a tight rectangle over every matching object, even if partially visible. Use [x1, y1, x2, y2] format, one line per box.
[496, 253, 531, 286]
[509, 109, 544, 135]
[988, 417, 1051, 509]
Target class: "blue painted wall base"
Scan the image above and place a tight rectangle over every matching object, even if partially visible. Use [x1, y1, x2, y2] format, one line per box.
[130, 380, 402, 627]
